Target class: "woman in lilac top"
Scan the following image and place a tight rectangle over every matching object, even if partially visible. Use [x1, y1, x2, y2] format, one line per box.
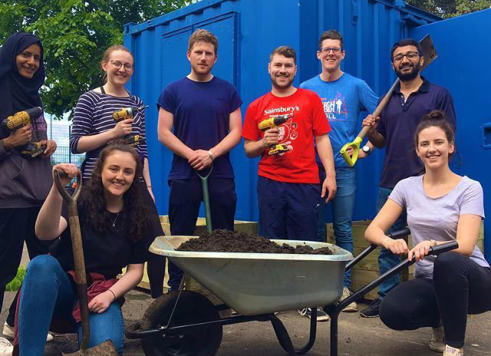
[364, 110, 490, 356]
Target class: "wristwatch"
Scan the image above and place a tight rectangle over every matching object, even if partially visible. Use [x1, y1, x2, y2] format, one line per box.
[362, 145, 371, 155]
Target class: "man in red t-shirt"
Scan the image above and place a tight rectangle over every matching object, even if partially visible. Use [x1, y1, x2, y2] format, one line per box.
[243, 46, 336, 242]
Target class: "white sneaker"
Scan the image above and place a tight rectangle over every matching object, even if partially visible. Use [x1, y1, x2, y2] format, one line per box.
[443, 345, 464, 356]
[429, 325, 445, 353]
[0, 336, 13, 356]
[0, 323, 13, 340]
[341, 287, 358, 312]
[2, 322, 54, 343]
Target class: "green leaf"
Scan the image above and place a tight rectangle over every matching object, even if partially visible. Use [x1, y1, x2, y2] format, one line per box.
[1, 0, 191, 118]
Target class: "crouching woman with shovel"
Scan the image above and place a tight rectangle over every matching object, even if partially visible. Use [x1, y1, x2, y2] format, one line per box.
[16, 143, 157, 355]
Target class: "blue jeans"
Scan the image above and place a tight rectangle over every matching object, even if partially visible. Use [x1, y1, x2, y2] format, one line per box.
[376, 187, 407, 299]
[19, 255, 124, 355]
[317, 167, 356, 287]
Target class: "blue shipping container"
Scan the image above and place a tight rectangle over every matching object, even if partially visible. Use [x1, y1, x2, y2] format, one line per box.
[124, 1, 490, 260]
[124, 0, 436, 217]
[410, 9, 491, 260]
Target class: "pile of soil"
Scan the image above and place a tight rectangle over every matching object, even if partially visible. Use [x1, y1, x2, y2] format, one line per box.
[177, 229, 333, 255]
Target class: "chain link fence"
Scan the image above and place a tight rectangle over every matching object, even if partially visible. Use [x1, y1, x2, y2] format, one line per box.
[47, 119, 85, 166]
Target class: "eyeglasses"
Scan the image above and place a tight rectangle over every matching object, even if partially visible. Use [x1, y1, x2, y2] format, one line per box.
[319, 47, 342, 54]
[110, 60, 133, 70]
[392, 51, 419, 62]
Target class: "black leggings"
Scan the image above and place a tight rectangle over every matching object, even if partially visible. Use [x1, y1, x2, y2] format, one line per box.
[379, 252, 491, 348]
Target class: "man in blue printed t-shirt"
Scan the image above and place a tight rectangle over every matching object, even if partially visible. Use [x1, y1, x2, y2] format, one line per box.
[361, 38, 456, 318]
[300, 30, 378, 314]
[157, 29, 242, 291]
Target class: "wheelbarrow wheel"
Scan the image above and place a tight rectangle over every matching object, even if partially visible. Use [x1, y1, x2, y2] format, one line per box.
[141, 291, 222, 356]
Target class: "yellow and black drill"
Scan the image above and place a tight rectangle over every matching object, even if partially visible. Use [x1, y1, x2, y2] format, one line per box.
[1, 107, 46, 158]
[112, 106, 147, 147]
[258, 114, 290, 155]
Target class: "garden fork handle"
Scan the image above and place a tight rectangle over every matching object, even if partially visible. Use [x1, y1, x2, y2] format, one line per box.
[196, 164, 214, 233]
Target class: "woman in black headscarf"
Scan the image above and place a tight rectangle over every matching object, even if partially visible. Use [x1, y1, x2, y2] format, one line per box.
[0, 32, 57, 349]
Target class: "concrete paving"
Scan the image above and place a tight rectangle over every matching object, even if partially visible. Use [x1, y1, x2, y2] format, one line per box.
[2, 288, 490, 355]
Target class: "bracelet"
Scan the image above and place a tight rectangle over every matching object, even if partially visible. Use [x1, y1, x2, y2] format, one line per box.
[107, 289, 117, 301]
[207, 150, 215, 161]
[147, 185, 152, 188]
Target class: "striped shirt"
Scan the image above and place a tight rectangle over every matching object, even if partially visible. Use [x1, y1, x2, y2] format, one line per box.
[70, 90, 148, 180]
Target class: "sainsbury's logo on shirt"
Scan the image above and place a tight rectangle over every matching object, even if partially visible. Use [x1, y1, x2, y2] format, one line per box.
[264, 105, 300, 116]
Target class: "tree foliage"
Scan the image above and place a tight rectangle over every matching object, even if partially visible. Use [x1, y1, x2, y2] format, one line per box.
[406, 0, 490, 17]
[0, 0, 189, 118]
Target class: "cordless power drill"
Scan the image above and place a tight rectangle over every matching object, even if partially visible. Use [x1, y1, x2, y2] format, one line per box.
[112, 106, 147, 146]
[258, 114, 290, 155]
[1, 107, 46, 158]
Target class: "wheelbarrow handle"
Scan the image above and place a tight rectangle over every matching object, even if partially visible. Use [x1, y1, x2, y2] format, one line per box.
[339, 240, 458, 313]
[388, 227, 411, 239]
[428, 240, 459, 255]
[346, 227, 411, 272]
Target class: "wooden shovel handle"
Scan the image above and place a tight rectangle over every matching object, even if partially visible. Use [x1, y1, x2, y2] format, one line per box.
[356, 79, 399, 141]
[53, 170, 90, 350]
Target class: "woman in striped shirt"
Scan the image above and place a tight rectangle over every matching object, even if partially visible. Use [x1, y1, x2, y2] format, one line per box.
[70, 45, 151, 191]
[70, 45, 166, 298]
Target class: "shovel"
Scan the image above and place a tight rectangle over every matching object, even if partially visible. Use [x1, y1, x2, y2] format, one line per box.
[195, 164, 214, 233]
[340, 34, 438, 167]
[53, 170, 119, 356]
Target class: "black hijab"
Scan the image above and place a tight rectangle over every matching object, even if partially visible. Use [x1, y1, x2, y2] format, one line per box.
[0, 32, 45, 121]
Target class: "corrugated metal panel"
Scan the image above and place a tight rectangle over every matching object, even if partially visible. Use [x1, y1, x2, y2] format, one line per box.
[410, 8, 491, 261]
[124, 0, 439, 222]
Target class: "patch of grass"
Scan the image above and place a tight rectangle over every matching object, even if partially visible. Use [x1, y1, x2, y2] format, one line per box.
[5, 266, 26, 292]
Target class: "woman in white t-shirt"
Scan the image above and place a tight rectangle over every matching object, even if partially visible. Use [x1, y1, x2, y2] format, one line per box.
[364, 110, 490, 356]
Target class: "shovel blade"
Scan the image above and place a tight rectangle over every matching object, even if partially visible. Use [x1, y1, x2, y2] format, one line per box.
[420, 34, 438, 70]
[62, 339, 119, 356]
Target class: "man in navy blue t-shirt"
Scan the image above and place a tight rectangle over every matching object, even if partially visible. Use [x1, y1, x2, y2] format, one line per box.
[361, 39, 456, 318]
[157, 29, 242, 291]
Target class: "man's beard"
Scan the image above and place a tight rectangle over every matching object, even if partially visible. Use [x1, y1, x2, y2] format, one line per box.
[270, 75, 294, 90]
[395, 62, 421, 82]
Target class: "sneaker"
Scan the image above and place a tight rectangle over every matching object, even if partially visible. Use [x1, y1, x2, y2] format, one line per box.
[2, 322, 54, 343]
[341, 287, 358, 312]
[1, 323, 13, 340]
[443, 345, 463, 356]
[0, 336, 13, 355]
[297, 307, 330, 322]
[429, 325, 445, 353]
[360, 298, 381, 318]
